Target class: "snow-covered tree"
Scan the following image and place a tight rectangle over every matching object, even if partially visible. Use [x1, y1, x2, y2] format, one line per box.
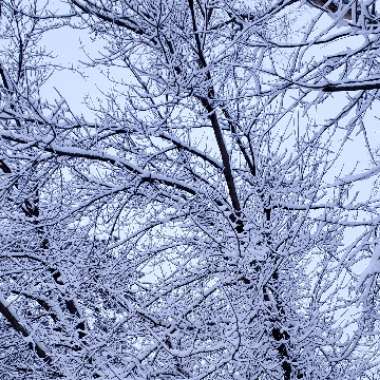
[1, 0, 380, 379]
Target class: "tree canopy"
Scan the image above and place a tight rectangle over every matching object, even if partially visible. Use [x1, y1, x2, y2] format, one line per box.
[1, 0, 380, 379]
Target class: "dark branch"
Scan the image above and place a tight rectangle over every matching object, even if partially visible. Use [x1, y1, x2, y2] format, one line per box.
[323, 79, 380, 92]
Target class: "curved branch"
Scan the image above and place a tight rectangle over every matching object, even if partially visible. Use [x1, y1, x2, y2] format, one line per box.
[0, 130, 198, 196]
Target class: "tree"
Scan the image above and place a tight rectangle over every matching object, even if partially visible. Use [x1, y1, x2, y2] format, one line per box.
[1, 0, 380, 379]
